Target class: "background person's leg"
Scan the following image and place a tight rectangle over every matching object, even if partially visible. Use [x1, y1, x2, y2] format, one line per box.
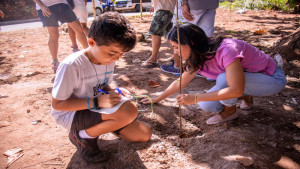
[80, 23, 89, 36]
[68, 20, 88, 48]
[196, 9, 217, 38]
[67, 24, 79, 52]
[47, 27, 60, 72]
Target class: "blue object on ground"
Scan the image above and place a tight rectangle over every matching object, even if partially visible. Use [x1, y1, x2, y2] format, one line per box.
[160, 64, 180, 75]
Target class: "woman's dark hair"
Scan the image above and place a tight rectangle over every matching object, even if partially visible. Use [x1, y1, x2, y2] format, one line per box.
[167, 23, 224, 73]
[88, 12, 136, 52]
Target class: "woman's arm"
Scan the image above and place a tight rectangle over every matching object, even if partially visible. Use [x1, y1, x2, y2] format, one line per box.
[142, 70, 197, 104]
[177, 59, 245, 105]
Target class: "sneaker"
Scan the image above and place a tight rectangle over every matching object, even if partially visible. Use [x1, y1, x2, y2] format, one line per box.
[69, 130, 107, 163]
[51, 59, 60, 73]
[160, 64, 180, 75]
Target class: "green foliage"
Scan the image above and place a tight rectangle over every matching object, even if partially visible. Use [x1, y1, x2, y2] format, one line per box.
[219, 0, 298, 12]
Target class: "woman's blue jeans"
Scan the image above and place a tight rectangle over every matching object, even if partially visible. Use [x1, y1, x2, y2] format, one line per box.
[198, 66, 287, 113]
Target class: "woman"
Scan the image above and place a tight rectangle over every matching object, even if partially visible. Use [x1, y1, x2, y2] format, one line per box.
[142, 23, 286, 125]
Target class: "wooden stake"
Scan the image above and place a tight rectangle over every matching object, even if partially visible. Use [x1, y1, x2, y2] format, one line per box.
[92, 0, 96, 19]
[175, 0, 183, 136]
[140, 0, 143, 21]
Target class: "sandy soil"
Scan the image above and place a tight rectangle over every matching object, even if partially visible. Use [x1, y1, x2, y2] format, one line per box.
[0, 8, 299, 169]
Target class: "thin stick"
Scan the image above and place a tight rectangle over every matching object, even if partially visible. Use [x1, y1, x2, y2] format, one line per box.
[175, 0, 183, 136]
[140, 0, 143, 21]
[92, 0, 96, 19]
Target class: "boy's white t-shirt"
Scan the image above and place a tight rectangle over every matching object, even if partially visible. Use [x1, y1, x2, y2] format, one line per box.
[51, 51, 116, 129]
[36, 0, 68, 10]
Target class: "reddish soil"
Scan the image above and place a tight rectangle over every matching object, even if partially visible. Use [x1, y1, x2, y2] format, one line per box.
[0, 8, 299, 169]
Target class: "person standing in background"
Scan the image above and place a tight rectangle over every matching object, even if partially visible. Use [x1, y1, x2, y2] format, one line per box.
[67, 0, 89, 52]
[161, 0, 219, 76]
[33, 0, 88, 73]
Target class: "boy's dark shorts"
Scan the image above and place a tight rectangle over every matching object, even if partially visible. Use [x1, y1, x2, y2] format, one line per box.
[149, 10, 173, 36]
[37, 3, 78, 27]
[70, 109, 131, 135]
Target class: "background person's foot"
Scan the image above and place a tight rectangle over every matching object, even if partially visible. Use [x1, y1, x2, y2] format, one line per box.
[51, 59, 60, 73]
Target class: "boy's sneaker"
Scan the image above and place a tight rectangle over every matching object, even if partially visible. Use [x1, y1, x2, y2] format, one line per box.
[160, 64, 180, 75]
[69, 130, 107, 163]
[51, 59, 60, 73]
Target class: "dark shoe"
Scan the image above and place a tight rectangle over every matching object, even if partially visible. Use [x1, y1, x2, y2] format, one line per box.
[160, 64, 180, 75]
[141, 61, 159, 68]
[69, 130, 107, 163]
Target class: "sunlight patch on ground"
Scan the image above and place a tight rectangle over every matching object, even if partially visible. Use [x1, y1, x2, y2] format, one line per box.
[275, 156, 300, 169]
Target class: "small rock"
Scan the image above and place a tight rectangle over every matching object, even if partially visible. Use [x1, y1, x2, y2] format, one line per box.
[132, 58, 141, 63]
[32, 120, 42, 125]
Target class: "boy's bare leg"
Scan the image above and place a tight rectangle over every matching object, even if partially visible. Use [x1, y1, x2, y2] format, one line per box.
[145, 34, 161, 63]
[80, 23, 89, 36]
[85, 101, 151, 142]
[118, 120, 152, 142]
[68, 20, 88, 48]
[67, 25, 78, 49]
[47, 27, 59, 60]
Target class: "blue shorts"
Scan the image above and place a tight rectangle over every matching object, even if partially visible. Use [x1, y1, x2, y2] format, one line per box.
[37, 3, 78, 27]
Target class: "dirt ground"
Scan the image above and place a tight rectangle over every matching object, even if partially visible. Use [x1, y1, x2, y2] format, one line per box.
[0, 8, 299, 169]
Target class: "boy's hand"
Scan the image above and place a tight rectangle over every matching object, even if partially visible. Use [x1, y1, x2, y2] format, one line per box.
[176, 94, 194, 105]
[140, 97, 158, 104]
[117, 87, 132, 98]
[98, 93, 122, 108]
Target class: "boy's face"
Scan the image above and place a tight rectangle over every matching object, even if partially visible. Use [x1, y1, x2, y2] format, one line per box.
[88, 39, 125, 65]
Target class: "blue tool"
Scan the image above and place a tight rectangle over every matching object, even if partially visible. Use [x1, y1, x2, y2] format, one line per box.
[116, 88, 124, 96]
[98, 89, 109, 94]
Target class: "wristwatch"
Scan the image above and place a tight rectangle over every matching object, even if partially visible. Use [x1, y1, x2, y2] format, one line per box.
[180, 0, 189, 6]
[93, 97, 100, 110]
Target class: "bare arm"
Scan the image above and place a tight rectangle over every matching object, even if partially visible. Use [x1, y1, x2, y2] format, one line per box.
[177, 59, 245, 105]
[52, 85, 122, 111]
[33, 0, 52, 17]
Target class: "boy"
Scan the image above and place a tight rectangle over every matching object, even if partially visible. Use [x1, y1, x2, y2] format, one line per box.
[51, 12, 152, 163]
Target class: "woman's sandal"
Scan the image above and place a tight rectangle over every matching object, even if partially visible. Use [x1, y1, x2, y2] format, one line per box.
[206, 112, 239, 125]
[239, 96, 253, 110]
[206, 105, 239, 125]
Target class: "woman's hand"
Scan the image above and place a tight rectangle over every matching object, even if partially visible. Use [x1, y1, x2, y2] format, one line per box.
[98, 93, 122, 108]
[176, 94, 196, 105]
[140, 97, 158, 104]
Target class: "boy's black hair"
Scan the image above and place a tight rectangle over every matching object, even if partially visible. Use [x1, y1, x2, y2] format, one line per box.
[88, 12, 136, 52]
[167, 23, 224, 73]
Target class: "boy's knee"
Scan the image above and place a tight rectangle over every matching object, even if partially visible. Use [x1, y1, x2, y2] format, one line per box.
[119, 101, 138, 123]
[141, 129, 152, 142]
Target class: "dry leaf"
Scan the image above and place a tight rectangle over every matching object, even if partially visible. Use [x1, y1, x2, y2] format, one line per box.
[253, 29, 268, 35]
[148, 80, 160, 88]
